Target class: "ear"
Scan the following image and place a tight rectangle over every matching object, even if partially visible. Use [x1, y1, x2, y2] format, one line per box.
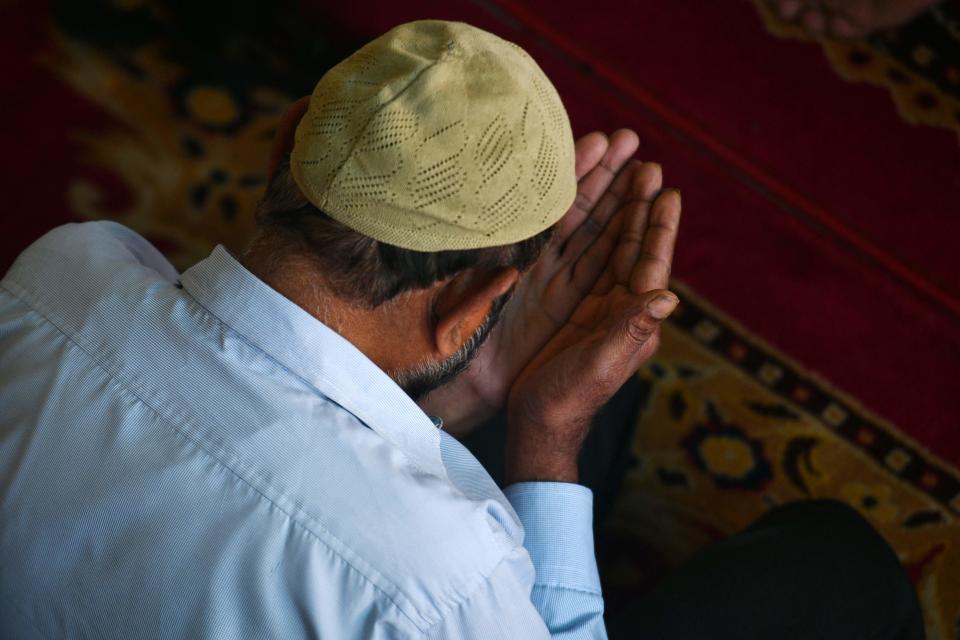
[433, 268, 520, 358]
[267, 96, 311, 178]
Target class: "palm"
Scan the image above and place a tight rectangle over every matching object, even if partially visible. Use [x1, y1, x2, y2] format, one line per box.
[508, 180, 681, 429]
[420, 129, 671, 435]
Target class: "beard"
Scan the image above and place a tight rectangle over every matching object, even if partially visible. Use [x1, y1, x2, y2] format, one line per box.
[395, 291, 511, 401]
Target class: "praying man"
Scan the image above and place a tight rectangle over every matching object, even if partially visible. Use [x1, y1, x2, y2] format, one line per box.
[0, 20, 923, 640]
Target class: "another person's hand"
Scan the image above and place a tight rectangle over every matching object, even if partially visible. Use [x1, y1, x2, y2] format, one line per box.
[771, 0, 939, 39]
[504, 169, 680, 485]
[417, 130, 643, 434]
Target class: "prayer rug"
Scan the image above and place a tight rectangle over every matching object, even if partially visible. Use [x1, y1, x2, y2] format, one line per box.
[603, 281, 960, 637]
[1, 0, 957, 635]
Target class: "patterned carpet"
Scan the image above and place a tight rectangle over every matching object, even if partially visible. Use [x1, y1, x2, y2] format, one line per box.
[1, 0, 957, 636]
[600, 283, 960, 635]
[755, 1, 960, 138]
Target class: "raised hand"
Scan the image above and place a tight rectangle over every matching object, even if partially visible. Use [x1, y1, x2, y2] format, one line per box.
[418, 130, 647, 435]
[504, 171, 681, 485]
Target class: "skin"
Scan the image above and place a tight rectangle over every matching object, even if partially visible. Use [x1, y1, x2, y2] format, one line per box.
[773, 0, 941, 38]
[246, 98, 681, 485]
[249, 97, 520, 379]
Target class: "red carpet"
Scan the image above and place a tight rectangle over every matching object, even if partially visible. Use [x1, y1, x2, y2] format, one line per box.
[0, 0, 960, 463]
[303, 0, 960, 466]
[3, 1, 958, 462]
[2, 0, 959, 483]
[2, 0, 959, 632]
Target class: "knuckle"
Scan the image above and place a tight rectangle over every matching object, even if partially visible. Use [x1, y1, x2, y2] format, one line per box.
[597, 158, 617, 175]
[574, 192, 594, 212]
[625, 318, 654, 343]
[640, 162, 663, 184]
[639, 249, 662, 262]
[583, 217, 604, 236]
[639, 251, 670, 272]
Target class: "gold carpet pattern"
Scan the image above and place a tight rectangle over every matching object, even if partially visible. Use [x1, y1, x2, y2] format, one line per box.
[599, 282, 960, 637]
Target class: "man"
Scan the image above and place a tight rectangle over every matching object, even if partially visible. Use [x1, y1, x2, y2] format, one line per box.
[0, 20, 923, 639]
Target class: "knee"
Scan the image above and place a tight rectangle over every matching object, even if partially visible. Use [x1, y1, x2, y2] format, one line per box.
[766, 499, 894, 565]
[780, 499, 887, 550]
[787, 498, 874, 535]
[765, 499, 921, 619]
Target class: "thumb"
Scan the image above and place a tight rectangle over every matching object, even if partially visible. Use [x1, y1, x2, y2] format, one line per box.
[592, 289, 680, 394]
[595, 289, 678, 372]
[626, 289, 678, 342]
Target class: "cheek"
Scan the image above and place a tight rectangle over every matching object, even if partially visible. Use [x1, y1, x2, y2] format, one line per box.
[401, 314, 441, 358]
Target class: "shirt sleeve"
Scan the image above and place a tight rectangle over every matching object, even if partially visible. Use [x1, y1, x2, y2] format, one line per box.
[504, 482, 607, 639]
[423, 482, 607, 640]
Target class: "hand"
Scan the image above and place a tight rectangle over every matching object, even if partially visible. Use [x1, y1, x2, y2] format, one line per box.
[504, 171, 681, 485]
[771, 0, 937, 39]
[418, 130, 645, 435]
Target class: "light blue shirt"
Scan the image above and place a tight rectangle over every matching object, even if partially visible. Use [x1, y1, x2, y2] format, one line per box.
[0, 222, 607, 639]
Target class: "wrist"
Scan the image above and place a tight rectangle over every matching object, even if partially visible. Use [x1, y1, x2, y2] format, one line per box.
[503, 467, 580, 487]
[504, 415, 583, 485]
[504, 461, 579, 485]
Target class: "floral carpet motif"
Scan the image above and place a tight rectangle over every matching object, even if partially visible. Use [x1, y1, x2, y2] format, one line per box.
[599, 282, 960, 637]
[36, 0, 357, 271]
[6, 0, 957, 636]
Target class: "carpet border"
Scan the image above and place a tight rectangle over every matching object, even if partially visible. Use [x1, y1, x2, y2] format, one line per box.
[668, 278, 960, 516]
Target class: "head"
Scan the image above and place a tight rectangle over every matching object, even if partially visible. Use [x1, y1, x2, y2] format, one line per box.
[248, 149, 552, 399]
[244, 21, 575, 400]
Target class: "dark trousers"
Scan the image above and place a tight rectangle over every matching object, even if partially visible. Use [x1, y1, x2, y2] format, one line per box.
[461, 378, 925, 640]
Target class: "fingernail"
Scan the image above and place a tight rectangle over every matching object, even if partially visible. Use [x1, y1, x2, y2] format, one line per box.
[647, 294, 678, 320]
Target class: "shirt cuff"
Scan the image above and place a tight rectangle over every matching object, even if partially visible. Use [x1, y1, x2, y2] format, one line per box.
[502, 481, 602, 594]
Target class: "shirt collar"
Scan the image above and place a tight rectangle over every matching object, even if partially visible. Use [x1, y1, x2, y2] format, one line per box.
[179, 245, 448, 480]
